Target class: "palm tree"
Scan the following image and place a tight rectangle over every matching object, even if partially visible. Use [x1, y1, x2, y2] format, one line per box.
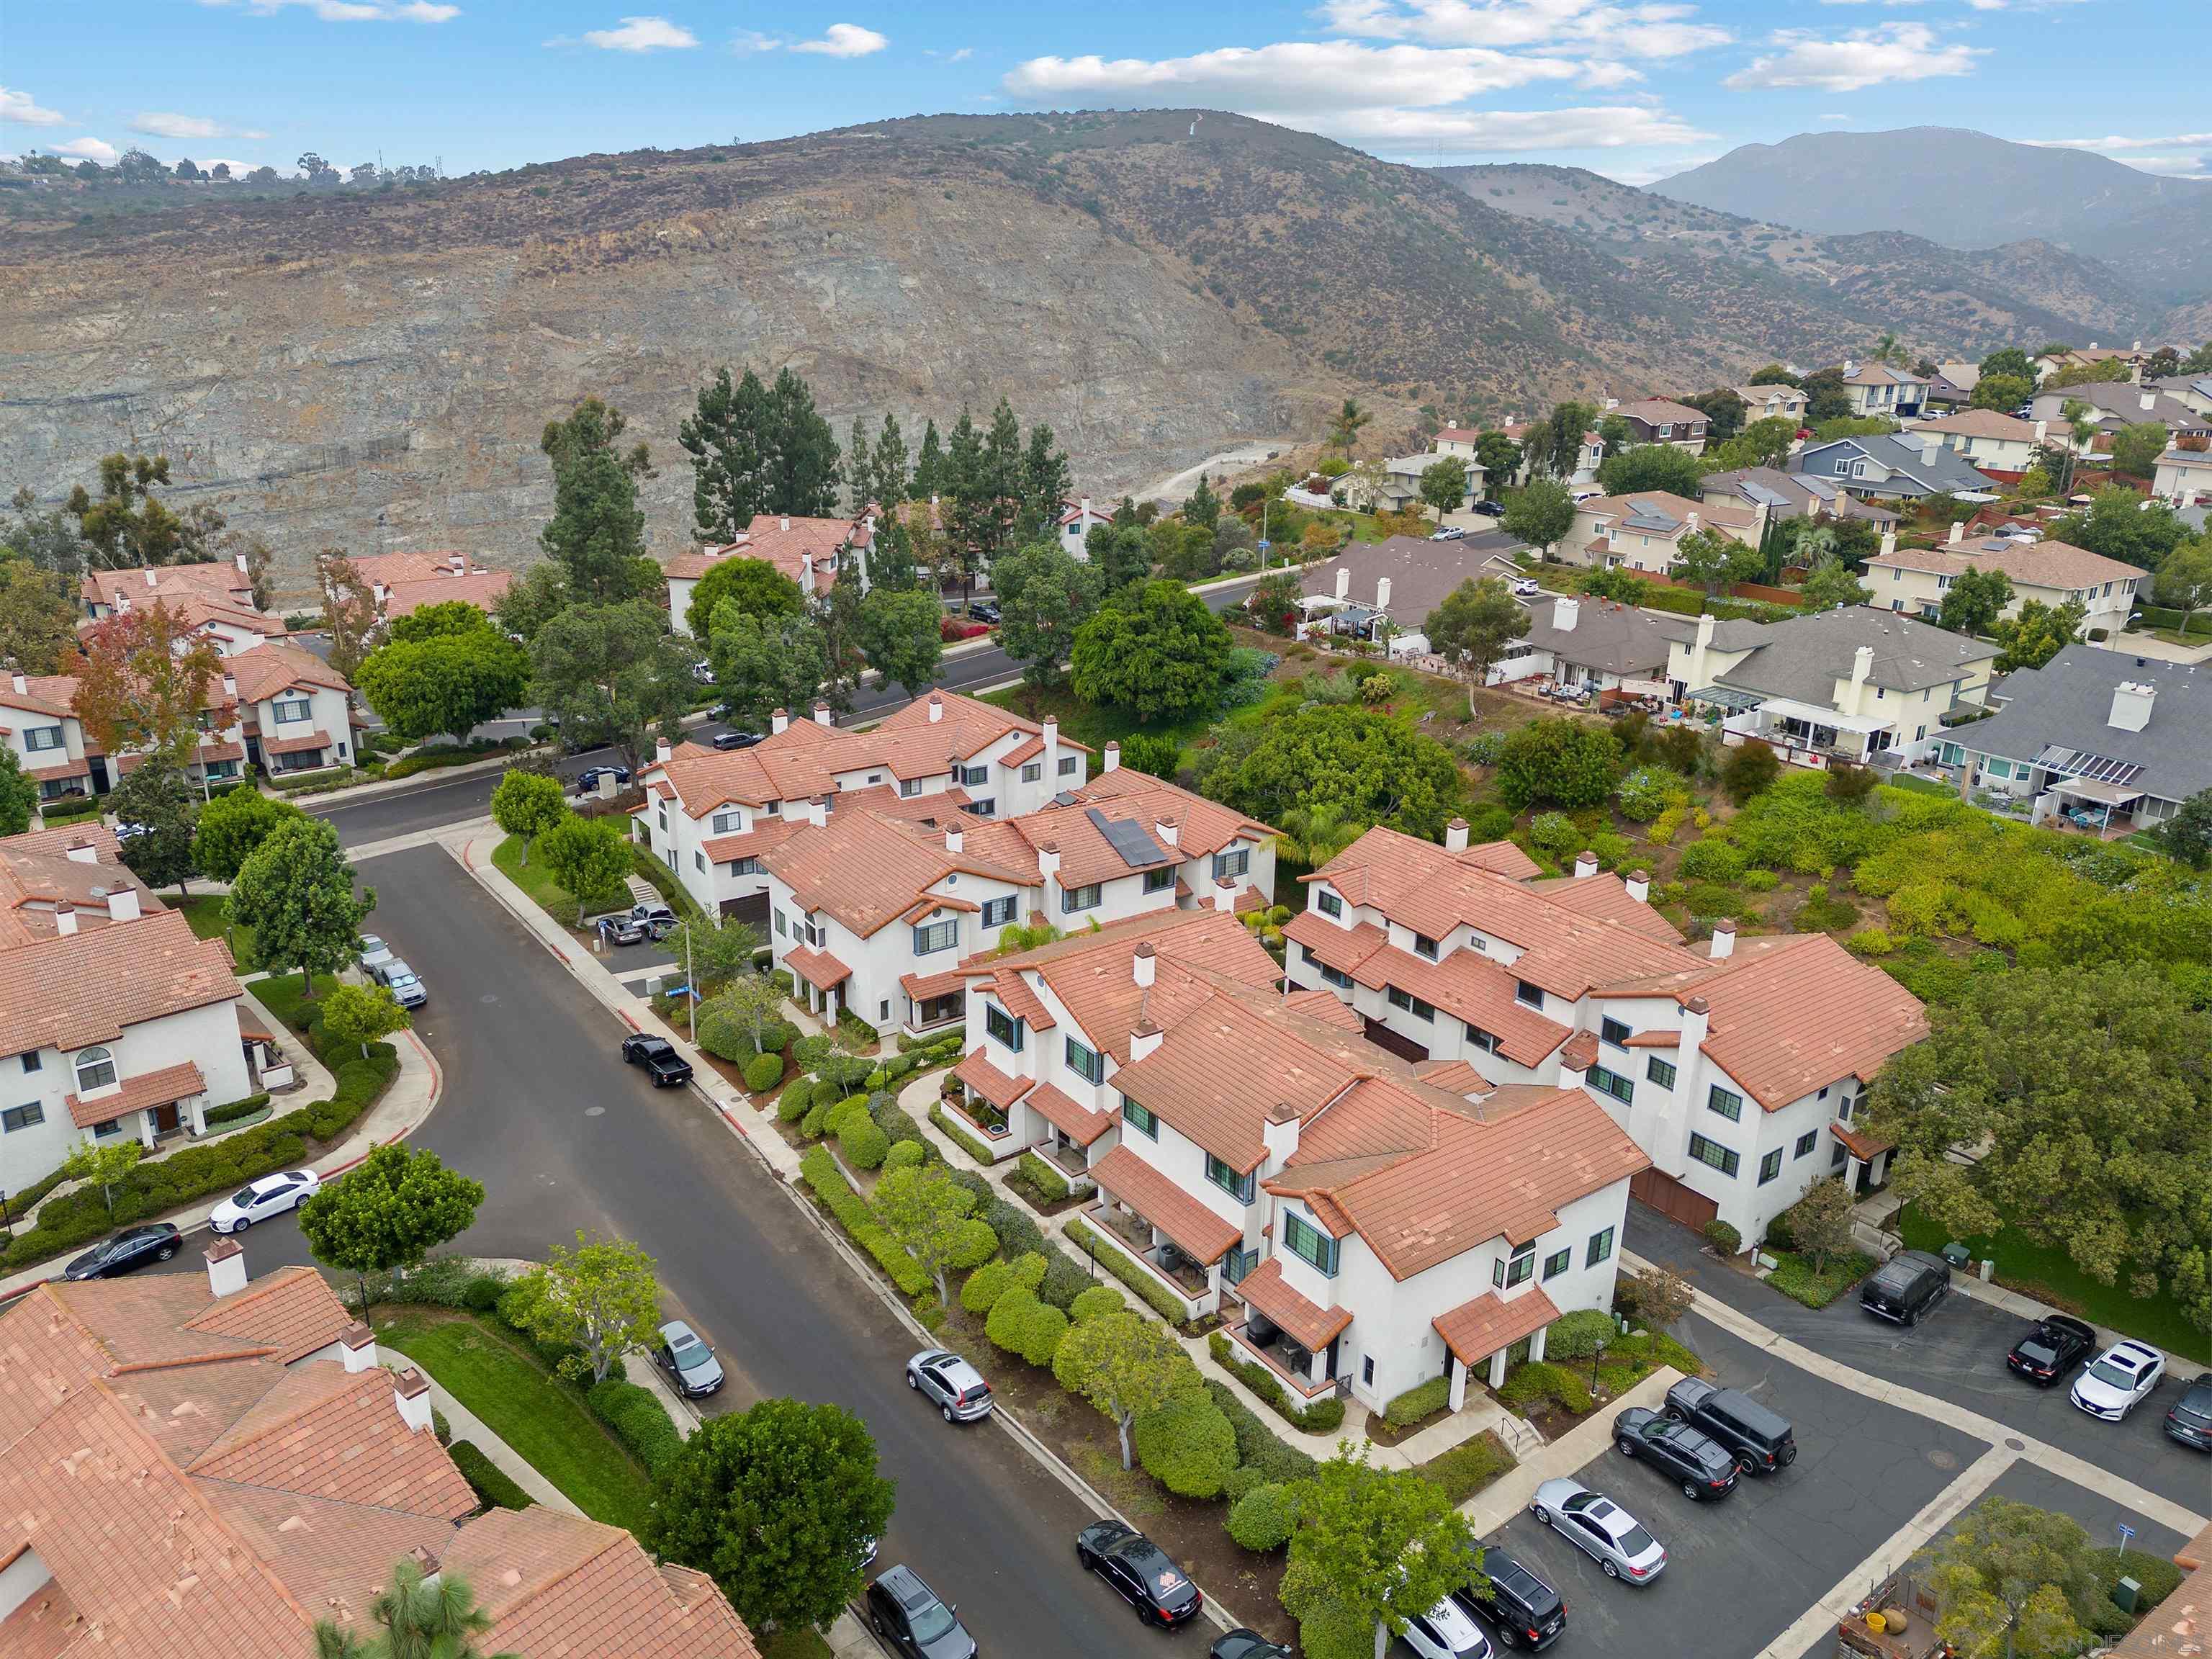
[1327, 399, 1372, 458]
[1276, 803, 1364, 871]
[312, 1556, 518, 1659]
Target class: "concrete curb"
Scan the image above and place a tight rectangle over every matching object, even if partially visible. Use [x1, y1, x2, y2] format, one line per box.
[287, 745, 544, 809]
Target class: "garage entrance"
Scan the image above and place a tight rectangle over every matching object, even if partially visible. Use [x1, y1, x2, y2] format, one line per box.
[1360, 1017, 1428, 1064]
[1632, 1168, 1718, 1232]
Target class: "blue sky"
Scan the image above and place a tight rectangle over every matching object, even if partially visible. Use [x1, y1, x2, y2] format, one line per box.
[4, 0, 2206, 189]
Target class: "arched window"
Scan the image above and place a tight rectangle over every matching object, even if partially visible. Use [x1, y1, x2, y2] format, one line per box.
[74, 1046, 117, 1093]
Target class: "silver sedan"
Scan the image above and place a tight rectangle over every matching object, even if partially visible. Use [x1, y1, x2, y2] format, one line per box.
[1529, 1478, 1668, 1586]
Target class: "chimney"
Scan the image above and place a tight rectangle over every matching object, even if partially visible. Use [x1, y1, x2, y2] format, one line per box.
[1573, 850, 1598, 880]
[1558, 1047, 1589, 1092]
[1843, 359, 1857, 379]
[1261, 1100, 1300, 1171]
[1849, 644, 1874, 710]
[1154, 814, 1179, 850]
[1680, 994, 1711, 1063]
[770, 707, 789, 734]
[1334, 567, 1350, 602]
[2033, 420, 2047, 444]
[1103, 740, 1120, 773]
[2108, 680, 2156, 733]
[1554, 596, 1579, 633]
[806, 797, 828, 828]
[339, 1321, 378, 1373]
[1133, 943, 1156, 989]
[1879, 529, 1897, 559]
[1036, 842, 1061, 885]
[1213, 878, 1237, 912]
[144, 568, 158, 589]
[105, 886, 140, 923]
[1625, 868, 1650, 904]
[927, 693, 943, 724]
[9, 671, 23, 694]
[781, 516, 791, 532]
[1710, 919, 1737, 959]
[235, 551, 251, 577]
[655, 736, 673, 765]
[53, 903, 76, 937]
[1128, 1022, 1164, 1064]
[1920, 434, 1942, 467]
[393, 1367, 436, 1434]
[222, 671, 237, 699]
[1375, 575, 1392, 613]
[945, 826, 964, 854]
[1042, 716, 1059, 782]
[1079, 495, 1091, 518]
[1444, 816, 1469, 853]
[1948, 519, 1965, 545]
[1684, 510, 1700, 534]
[204, 1236, 247, 1299]
[63, 839, 97, 865]
[812, 701, 832, 727]
[1695, 612, 1715, 649]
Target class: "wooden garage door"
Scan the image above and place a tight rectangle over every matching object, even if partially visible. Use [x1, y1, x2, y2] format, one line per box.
[1632, 1169, 1719, 1233]
[1361, 1016, 1429, 1064]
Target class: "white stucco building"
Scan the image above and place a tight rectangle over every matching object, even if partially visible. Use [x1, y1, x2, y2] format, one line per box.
[1862, 525, 2143, 640]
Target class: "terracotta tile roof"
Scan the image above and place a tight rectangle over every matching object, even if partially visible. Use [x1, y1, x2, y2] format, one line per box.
[952, 1049, 1033, 1111]
[261, 731, 338, 757]
[1001, 734, 1045, 766]
[1526, 872, 1682, 942]
[1352, 931, 1574, 1069]
[1284, 987, 1364, 1033]
[1089, 1146, 1242, 1264]
[184, 1264, 356, 1364]
[64, 1058, 207, 1129]
[899, 965, 969, 1003]
[1235, 1257, 1353, 1349]
[1066, 770, 1277, 858]
[986, 968, 1057, 1031]
[1828, 1120, 1894, 1161]
[83, 561, 256, 612]
[701, 816, 804, 865]
[2104, 1521, 2212, 1659]
[188, 1365, 477, 1521]
[1622, 1029, 1681, 1048]
[1460, 840, 1543, 878]
[1415, 1058, 1490, 1095]
[380, 568, 514, 619]
[782, 944, 852, 991]
[1432, 1285, 1561, 1366]
[0, 677, 76, 719]
[225, 642, 353, 703]
[1863, 536, 2140, 593]
[1025, 1081, 1115, 1147]
[22, 755, 91, 782]
[665, 516, 860, 585]
[199, 1480, 457, 1628]
[166, 594, 284, 639]
[0, 907, 242, 1056]
[764, 809, 1038, 938]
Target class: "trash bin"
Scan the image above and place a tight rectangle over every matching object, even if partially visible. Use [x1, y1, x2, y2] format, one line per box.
[1941, 1243, 1971, 1270]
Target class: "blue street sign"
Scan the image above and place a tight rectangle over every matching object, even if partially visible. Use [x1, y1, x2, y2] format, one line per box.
[2118, 1524, 2136, 1542]
[1256, 539, 1272, 550]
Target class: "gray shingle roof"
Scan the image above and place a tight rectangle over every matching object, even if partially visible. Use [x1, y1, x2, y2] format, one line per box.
[1700, 606, 1996, 702]
[1791, 434, 1995, 499]
[1297, 531, 1532, 625]
[1518, 595, 1696, 678]
[1954, 644, 2212, 806]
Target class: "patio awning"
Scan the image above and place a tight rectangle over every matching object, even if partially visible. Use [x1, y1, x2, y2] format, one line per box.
[951, 1049, 1033, 1112]
[1024, 1081, 1115, 1148]
[2053, 775, 2142, 806]
[783, 945, 852, 991]
[899, 966, 968, 1004]
[1687, 685, 1766, 713]
[1829, 1120, 1894, 1162]
[64, 1061, 207, 1130]
[1236, 1257, 1353, 1351]
[1089, 1146, 1241, 1265]
[1431, 1284, 1560, 1367]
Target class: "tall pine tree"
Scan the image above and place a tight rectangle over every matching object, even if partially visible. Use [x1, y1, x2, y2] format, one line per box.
[869, 415, 909, 513]
[944, 409, 989, 603]
[679, 367, 771, 542]
[848, 415, 873, 516]
[979, 399, 1025, 562]
[1018, 421, 1072, 543]
[912, 420, 944, 500]
[763, 368, 842, 518]
[540, 399, 656, 605]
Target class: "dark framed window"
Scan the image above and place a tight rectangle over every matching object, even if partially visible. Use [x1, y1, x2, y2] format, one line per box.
[1413, 933, 1439, 961]
[1758, 1148, 1784, 1186]
[1587, 1064, 1633, 1105]
[912, 919, 959, 956]
[1542, 1247, 1570, 1281]
[1794, 1130, 1818, 1159]
[1317, 890, 1344, 918]
[1493, 1241, 1534, 1289]
[1515, 980, 1544, 1008]
[1, 1102, 44, 1133]
[1062, 883, 1102, 913]
[1600, 1017, 1631, 1048]
[1282, 1211, 1339, 1277]
[1212, 848, 1249, 880]
[1143, 868, 1176, 894]
[984, 1004, 1025, 1052]
[960, 765, 991, 786]
[900, 778, 925, 798]
[1205, 1154, 1256, 1204]
[1224, 1246, 1257, 1285]
[1120, 1097, 1159, 1138]
[1466, 1025, 1500, 1054]
[1833, 1139, 1849, 1168]
[1645, 1056, 1678, 1089]
[1707, 1085, 1744, 1123]
[1687, 1133, 1739, 1177]
[1064, 1037, 1105, 1085]
[980, 895, 1017, 929]
[19, 1053, 38, 1074]
[1386, 986, 1435, 1022]
[1020, 762, 1042, 783]
[1318, 960, 1352, 990]
[1058, 755, 1081, 777]
[1586, 1226, 1614, 1267]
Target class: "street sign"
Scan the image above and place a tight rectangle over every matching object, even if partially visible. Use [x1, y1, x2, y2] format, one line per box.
[2118, 1524, 2136, 1543]
[1256, 539, 1271, 550]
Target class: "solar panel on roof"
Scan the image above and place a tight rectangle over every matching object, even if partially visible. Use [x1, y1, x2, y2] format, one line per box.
[1087, 808, 1172, 869]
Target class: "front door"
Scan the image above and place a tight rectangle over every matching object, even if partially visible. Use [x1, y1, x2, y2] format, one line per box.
[150, 1102, 183, 1138]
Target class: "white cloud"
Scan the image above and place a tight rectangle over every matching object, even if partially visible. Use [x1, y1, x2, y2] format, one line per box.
[130, 111, 269, 141]
[791, 22, 888, 56]
[1319, 102, 1712, 152]
[1, 86, 67, 127]
[1724, 22, 1983, 90]
[1820, 111, 1851, 120]
[2105, 156, 2211, 177]
[924, 46, 973, 62]
[578, 15, 698, 50]
[1316, 0, 1730, 60]
[51, 137, 119, 162]
[1007, 40, 1586, 112]
[395, 1, 459, 17]
[2029, 131, 2212, 153]
[198, 0, 457, 19]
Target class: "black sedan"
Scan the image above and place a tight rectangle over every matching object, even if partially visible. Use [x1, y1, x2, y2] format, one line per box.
[1076, 1519, 1204, 1628]
[1613, 1406, 1740, 1501]
[2006, 1314, 2097, 1385]
[711, 729, 763, 750]
[64, 1223, 182, 1280]
[621, 1033, 694, 1087]
[1211, 1632, 1290, 1659]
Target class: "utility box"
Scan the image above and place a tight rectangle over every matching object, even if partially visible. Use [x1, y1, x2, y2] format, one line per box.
[2113, 1577, 2141, 1615]
[1941, 1243, 1971, 1270]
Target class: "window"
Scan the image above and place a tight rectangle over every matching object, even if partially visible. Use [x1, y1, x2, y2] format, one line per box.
[1542, 1246, 1571, 1282]
[1601, 1017, 1631, 1048]
[1835, 1092, 1856, 1123]
[273, 697, 311, 724]
[1121, 1097, 1158, 1139]
[1832, 1140, 1849, 1169]
[773, 911, 788, 938]
[1466, 1025, 1501, 1054]
[1, 1103, 44, 1133]
[73, 1046, 116, 1093]
[1758, 1148, 1784, 1186]
[1586, 1064, 1633, 1105]
[22, 1052, 40, 1074]
[693, 850, 705, 872]
[1225, 1246, 1257, 1286]
[959, 765, 990, 787]
[980, 896, 1017, 929]
[1362, 1354, 1375, 1385]
[1586, 1226, 1614, 1267]
[1282, 1211, 1339, 1277]
[900, 778, 924, 799]
[1021, 762, 1043, 783]
[1058, 755, 1080, 777]
[1061, 883, 1101, 914]
[1212, 848, 1249, 881]
[1687, 1133, 1740, 1177]
[1794, 1130, 1819, 1159]
[24, 725, 63, 752]
[984, 1004, 1025, 1052]
[1064, 1038, 1105, 1085]
[711, 809, 742, 834]
[1205, 1154, 1256, 1204]
[1317, 961, 1352, 990]
[1143, 868, 1175, 894]
[1317, 890, 1343, 918]
[1386, 986, 1435, 1022]
[1707, 1085, 1743, 1123]
[727, 856, 762, 876]
[1515, 980, 1543, 1008]
[1413, 933, 1439, 961]
[93, 1118, 122, 1139]
[1646, 1056, 1678, 1089]
[1493, 1241, 1535, 1289]
[913, 919, 960, 956]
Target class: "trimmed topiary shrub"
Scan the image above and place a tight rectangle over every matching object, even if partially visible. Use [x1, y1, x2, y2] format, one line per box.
[1035, 1245, 1089, 1311]
[1015, 1299, 1069, 1367]
[1202, 1379, 1321, 1485]
[1133, 1391, 1239, 1498]
[800, 1096, 835, 1138]
[963, 1251, 1045, 1314]
[839, 1117, 891, 1170]
[884, 1140, 925, 1172]
[776, 1078, 817, 1123]
[1070, 1285, 1126, 1323]
[1704, 1218, 1743, 1254]
[1543, 1308, 1616, 1361]
[1497, 1359, 1594, 1416]
[1298, 1600, 1372, 1659]
[1384, 1375, 1451, 1429]
[986, 1285, 1043, 1354]
[948, 1218, 999, 1270]
[743, 1051, 784, 1092]
[1226, 1482, 1298, 1552]
[1678, 837, 1747, 884]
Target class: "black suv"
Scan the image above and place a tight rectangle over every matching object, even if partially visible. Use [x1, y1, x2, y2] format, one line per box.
[621, 1033, 694, 1087]
[1860, 1249, 1950, 1326]
[866, 1565, 976, 1659]
[1613, 1406, 1739, 1501]
[1663, 1377, 1797, 1475]
[1457, 1542, 1565, 1650]
[2165, 1374, 2212, 1452]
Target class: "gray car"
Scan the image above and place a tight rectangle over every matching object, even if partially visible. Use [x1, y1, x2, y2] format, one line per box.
[357, 933, 395, 976]
[377, 958, 428, 1009]
[907, 1347, 994, 1423]
[657, 1319, 724, 1397]
[1529, 1478, 1667, 1585]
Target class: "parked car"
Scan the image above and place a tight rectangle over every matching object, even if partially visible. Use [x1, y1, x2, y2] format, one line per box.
[1471, 500, 1506, 518]
[2163, 1375, 2212, 1451]
[1403, 1592, 1493, 1659]
[1859, 1249, 1950, 1326]
[63, 1223, 182, 1280]
[210, 1169, 322, 1235]
[1076, 1519, 1205, 1627]
[2005, 1315, 2097, 1386]
[1509, 578, 1542, 596]
[1528, 1479, 1666, 1585]
[1456, 1543, 1565, 1650]
[865, 1565, 976, 1659]
[621, 1033, 693, 1087]
[357, 933, 395, 975]
[629, 901, 678, 940]
[1429, 526, 1467, 541]
[655, 1319, 724, 1396]
[2070, 1339, 2164, 1421]
[907, 1347, 995, 1423]
[1613, 1406, 1739, 1501]
[375, 958, 428, 1010]
[711, 729, 763, 750]
[691, 658, 714, 685]
[596, 913, 647, 947]
[1663, 1377, 1797, 1475]
[1210, 1632, 1290, 1659]
[573, 764, 631, 795]
[966, 601, 1001, 625]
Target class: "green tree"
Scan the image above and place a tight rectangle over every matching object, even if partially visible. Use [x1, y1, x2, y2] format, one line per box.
[649, 1398, 896, 1636]
[1245, 568, 1305, 634]
[1182, 473, 1223, 531]
[1970, 373, 2034, 414]
[708, 606, 830, 737]
[1284, 1446, 1476, 1659]
[683, 556, 803, 642]
[1424, 577, 1529, 701]
[680, 366, 772, 540]
[318, 551, 380, 680]
[869, 414, 911, 514]
[1086, 523, 1154, 593]
[1683, 389, 1748, 442]
[941, 408, 989, 602]
[1499, 478, 1575, 554]
[1595, 444, 1705, 498]
[667, 913, 763, 992]
[2111, 421, 2171, 480]
[531, 601, 695, 773]
[873, 1165, 989, 1303]
[192, 786, 303, 882]
[1978, 348, 2033, 382]
[2045, 357, 2132, 390]
[2047, 487, 2187, 572]
[1473, 431, 1521, 498]
[1051, 1305, 1198, 1470]
[763, 367, 844, 518]
[1800, 369, 1853, 424]
[540, 397, 658, 605]
[0, 560, 78, 675]
[1069, 580, 1236, 723]
[1991, 598, 2085, 671]
[857, 586, 944, 700]
[356, 607, 530, 748]
[501, 1230, 664, 1384]
[297, 1143, 485, 1321]
[1418, 457, 1470, 521]
[1784, 1176, 1856, 1272]
[1275, 801, 1365, 870]
[1522, 402, 1598, 480]
[912, 418, 944, 500]
[700, 967, 787, 1050]
[2152, 536, 2212, 633]
[1939, 566, 2015, 636]
[1578, 565, 1646, 603]
[1797, 555, 1871, 613]
[1, 484, 92, 575]
[1672, 528, 1763, 598]
[487, 565, 570, 648]
[318, 981, 411, 1058]
[314, 1553, 517, 1659]
[67, 452, 189, 567]
[1019, 422, 1073, 542]
[104, 756, 199, 897]
[1495, 718, 1621, 809]
[1327, 398, 1373, 457]
[536, 814, 633, 925]
[1204, 706, 1464, 838]
[490, 769, 568, 866]
[994, 540, 1104, 687]
[2154, 788, 2212, 868]
[1721, 738, 1780, 803]
[0, 749, 35, 839]
[1927, 1498, 2094, 1659]
[1704, 416, 1800, 473]
[61, 1138, 144, 1218]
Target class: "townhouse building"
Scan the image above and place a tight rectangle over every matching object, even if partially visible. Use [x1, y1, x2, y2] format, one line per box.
[1612, 398, 1710, 454]
[2153, 444, 2212, 507]
[1295, 532, 1532, 655]
[1056, 495, 1112, 557]
[1863, 525, 2142, 639]
[224, 641, 359, 776]
[1733, 384, 1809, 425]
[1489, 595, 1694, 698]
[0, 671, 96, 804]
[0, 824, 257, 1194]
[1555, 491, 1760, 572]
[664, 513, 873, 631]
[1281, 824, 1927, 1248]
[2028, 382, 2212, 451]
[80, 557, 281, 657]
[346, 549, 514, 626]
[948, 910, 1648, 1415]
[1699, 467, 1901, 534]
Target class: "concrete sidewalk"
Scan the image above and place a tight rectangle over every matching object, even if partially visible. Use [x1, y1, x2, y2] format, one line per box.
[1459, 1368, 1681, 1533]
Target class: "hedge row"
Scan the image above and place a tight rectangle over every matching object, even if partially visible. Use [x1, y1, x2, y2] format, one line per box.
[449, 1441, 534, 1511]
[1496, 1360, 1594, 1416]
[204, 1092, 274, 1128]
[1205, 1333, 1348, 1434]
[1204, 1374, 1322, 1485]
[1015, 1150, 1074, 1205]
[1382, 1375, 1451, 1429]
[930, 1104, 997, 1164]
[1064, 1216, 1191, 1324]
[586, 1376, 686, 1478]
[798, 1146, 930, 1297]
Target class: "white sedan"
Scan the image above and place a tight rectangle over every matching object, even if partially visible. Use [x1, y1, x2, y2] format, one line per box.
[210, 1169, 322, 1235]
[2070, 1339, 2164, 1421]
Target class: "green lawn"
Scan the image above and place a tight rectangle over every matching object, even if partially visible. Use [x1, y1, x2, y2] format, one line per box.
[1884, 773, 1957, 798]
[493, 834, 581, 928]
[979, 685, 1222, 768]
[177, 891, 257, 963]
[760, 1629, 835, 1659]
[1897, 1205, 2208, 1357]
[374, 1305, 655, 1534]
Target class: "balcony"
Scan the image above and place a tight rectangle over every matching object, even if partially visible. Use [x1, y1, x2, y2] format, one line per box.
[1225, 1320, 1339, 1400]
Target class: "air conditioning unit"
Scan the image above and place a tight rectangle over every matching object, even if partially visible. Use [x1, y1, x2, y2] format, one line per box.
[1158, 1244, 1187, 1274]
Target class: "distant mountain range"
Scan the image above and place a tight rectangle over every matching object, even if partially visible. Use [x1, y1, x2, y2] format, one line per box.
[1650, 129, 2212, 304]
